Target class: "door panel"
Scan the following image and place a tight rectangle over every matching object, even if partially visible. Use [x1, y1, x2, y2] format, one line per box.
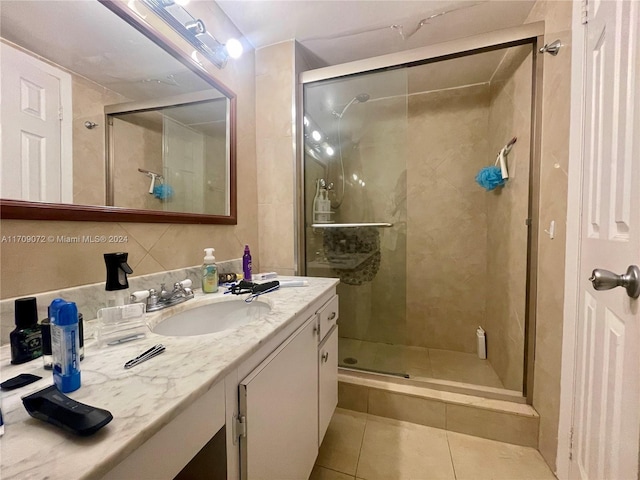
[239, 316, 318, 480]
[570, 1, 640, 479]
[319, 325, 338, 445]
[0, 43, 71, 202]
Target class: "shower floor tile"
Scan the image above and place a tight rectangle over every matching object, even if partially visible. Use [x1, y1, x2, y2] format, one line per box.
[338, 338, 504, 389]
[314, 408, 556, 480]
[428, 348, 504, 388]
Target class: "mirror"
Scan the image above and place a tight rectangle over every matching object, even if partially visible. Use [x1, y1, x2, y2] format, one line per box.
[0, 0, 236, 224]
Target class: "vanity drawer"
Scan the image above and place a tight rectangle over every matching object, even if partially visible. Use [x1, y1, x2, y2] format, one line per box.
[317, 295, 339, 342]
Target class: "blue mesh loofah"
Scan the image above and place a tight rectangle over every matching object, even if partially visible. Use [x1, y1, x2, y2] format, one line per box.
[475, 166, 506, 191]
[153, 184, 174, 200]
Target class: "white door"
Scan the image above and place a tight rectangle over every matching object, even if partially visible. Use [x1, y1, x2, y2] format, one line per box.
[0, 43, 72, 202]
[570, 1, 640, 479]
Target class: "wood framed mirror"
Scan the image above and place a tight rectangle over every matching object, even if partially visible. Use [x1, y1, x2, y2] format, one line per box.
[0, 0, 237, 224]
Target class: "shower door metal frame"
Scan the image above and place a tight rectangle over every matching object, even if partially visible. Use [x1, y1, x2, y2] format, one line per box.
[296, 22, 545, 403]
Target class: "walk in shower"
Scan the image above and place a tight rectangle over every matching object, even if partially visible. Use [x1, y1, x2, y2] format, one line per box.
[300, 31, 542, 397]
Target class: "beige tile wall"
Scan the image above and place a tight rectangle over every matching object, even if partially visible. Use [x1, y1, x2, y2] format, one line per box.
[72, 75, 129, 206]
[0, 0, 258, 299]
[255, 41, 297, 275]
[407, 84, 491, 353]
[484, 46, 533, 391]
[525, 0, 572, 471]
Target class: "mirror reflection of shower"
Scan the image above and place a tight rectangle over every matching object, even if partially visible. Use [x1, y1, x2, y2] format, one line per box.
[330, 93, 370, 209]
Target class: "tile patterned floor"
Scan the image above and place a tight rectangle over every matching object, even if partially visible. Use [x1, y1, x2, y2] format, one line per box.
[311, 408, 556, 480]
[339, 338, 505, 389]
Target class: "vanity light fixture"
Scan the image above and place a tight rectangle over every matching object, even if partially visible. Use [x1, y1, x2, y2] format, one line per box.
[140, 0, 243, 69]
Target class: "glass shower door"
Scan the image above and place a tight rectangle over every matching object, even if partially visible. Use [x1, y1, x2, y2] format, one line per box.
[303, 69, 409, 377]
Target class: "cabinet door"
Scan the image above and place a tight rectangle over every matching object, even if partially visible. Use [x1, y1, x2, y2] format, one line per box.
[317, 295, 339, 342]
[318, 325, 338, 445]
[239, 315, 318, 480]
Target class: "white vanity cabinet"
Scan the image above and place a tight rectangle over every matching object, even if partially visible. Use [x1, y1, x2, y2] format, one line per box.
[239, 315, 319, 480]
[227, 290, 339, 480]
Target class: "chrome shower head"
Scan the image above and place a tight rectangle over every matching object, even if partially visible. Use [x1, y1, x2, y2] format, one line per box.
[334, 93, 370, 118]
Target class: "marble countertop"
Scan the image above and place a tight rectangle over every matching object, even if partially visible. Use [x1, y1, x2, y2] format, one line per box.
[0, 276, 338, 480]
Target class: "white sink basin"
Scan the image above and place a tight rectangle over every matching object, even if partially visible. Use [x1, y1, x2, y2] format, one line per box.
[151, 299, 271, 336]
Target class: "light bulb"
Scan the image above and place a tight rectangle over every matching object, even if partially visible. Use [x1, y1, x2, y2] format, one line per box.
[312, 130, 322, 141]
[225, 38, 243, 59]
[325, 146, 335, 156]
[191, 50, 202, 65]
[303, 116, 309, 127]
[352, 174, 358, 181]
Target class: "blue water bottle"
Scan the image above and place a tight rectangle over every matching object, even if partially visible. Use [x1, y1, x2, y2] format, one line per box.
[50, 299, 81, 393]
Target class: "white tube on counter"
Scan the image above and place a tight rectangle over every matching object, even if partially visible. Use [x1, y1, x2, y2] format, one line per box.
[278, 280, 309, 288]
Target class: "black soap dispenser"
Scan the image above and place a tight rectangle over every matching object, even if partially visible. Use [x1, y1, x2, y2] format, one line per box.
[104, 252, 133, 307]
[10, 297, 43, 364]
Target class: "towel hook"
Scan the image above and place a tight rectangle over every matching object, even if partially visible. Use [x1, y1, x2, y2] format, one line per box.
[539, 39, 562, 56]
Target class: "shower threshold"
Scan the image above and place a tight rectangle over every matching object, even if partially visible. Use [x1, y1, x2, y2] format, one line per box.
[339, 367, 525, 404]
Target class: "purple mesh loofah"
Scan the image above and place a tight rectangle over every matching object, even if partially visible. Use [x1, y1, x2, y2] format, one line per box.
[475, 166, 506, 191]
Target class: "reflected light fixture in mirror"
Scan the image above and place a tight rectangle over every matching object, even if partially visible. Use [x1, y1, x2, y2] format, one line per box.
[141, 0, 243, 69]
[0, 0, 237, 224]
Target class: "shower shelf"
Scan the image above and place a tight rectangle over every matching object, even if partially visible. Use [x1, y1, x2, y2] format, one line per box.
[311, 222, 393, 228]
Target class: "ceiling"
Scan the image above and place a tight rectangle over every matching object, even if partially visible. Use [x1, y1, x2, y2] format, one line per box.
[218, 0, 536, 125]
[216, 0, 536, 66]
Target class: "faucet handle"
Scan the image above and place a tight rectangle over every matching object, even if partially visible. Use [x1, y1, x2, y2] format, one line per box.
[174, 279, 194, 298]
[130, 290, 150, 303]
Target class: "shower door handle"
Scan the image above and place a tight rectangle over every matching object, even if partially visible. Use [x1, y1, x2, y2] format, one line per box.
[588, 265, 640, 299]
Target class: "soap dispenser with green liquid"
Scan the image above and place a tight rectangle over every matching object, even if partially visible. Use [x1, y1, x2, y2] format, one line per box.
[202, 248, 218, 293]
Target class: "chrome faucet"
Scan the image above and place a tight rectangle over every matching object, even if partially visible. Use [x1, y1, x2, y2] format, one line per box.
[130, 279, 194, 312]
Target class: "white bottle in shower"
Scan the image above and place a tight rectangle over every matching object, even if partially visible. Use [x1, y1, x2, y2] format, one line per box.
[313, 180, 322, 223]
[320, 188, 331, 220]
[313, 179, 331, 223]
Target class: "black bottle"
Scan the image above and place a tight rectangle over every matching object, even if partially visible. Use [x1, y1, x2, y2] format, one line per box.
[10, 297, 43, 364]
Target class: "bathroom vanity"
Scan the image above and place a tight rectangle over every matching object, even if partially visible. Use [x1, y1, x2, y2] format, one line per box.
[0, 277, 339, 480]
